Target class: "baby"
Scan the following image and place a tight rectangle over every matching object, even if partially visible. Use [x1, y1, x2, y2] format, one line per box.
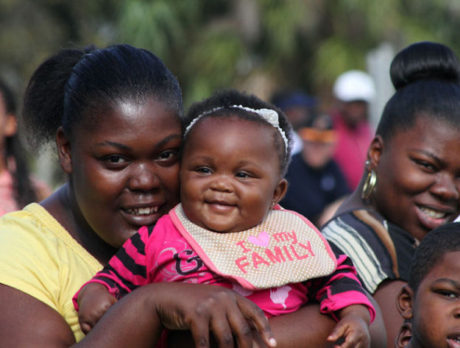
[74, 89, 374, 347]
[396, 222, 460, 348]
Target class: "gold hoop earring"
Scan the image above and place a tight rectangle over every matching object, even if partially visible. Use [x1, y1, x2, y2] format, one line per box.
[361, 168, 377, 201]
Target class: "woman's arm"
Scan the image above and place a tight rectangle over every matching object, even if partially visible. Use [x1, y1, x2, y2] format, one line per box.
[267, 295, 386, 348]
[82, 282, 275, 348]
[0, 282, 275, 348]
[170, 297, 387, 348]
[373, 280, 406, 348]
[0, 284, 76, 347]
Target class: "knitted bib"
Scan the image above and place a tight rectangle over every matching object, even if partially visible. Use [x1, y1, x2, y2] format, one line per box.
[169, 204, 337, 290]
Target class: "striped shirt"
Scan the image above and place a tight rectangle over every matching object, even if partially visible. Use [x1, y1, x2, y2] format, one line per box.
[322, 209, 416, 294]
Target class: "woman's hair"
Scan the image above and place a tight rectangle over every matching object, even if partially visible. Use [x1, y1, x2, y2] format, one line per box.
[408, 222, 460, 293]
[22, 44, 183, 148]
[184, 89, 293, 176]
[376, 41, 460, 140]
[0, 79, 37, 207]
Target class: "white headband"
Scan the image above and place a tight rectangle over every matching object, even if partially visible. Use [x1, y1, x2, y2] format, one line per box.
[184, 105, 289, 153]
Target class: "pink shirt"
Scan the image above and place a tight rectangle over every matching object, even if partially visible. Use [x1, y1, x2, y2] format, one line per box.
[75, 212, 375, 321]
[332, 113, 374, 190]
[0, 171, 18, 216]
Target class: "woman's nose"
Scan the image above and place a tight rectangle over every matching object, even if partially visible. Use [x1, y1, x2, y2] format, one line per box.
[432, 173, 459, 202]
[452, 304, 460, 319]
[128, 162, 159, 191]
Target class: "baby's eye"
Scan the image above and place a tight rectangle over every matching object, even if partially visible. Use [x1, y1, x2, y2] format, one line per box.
[236, 171, 251, 178]
[196, 167, 212, 174]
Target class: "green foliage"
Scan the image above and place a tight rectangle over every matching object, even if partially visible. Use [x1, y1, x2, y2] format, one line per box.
[2, 0, 460, 107]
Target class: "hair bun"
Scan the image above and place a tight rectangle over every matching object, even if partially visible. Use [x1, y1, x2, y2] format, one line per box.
[390, 41, 460, 90]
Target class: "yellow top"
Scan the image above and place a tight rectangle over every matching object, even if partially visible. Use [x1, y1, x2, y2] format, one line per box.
[0, 203, 102, 341]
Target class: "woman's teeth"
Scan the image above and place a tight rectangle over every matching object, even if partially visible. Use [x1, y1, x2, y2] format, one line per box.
[420, 206, 446, 219]
[125, 207, 159, 216]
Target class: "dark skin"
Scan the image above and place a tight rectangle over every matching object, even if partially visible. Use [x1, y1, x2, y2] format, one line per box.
[0, 97, 387, 347]
[398, 251, 460, 348]
[77, 116, 384, 347]
[0, 98, 273, 347]
[333, 116, 460, 347]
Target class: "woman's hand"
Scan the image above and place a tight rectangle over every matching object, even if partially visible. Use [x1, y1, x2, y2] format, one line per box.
[153, 283, 276, 348]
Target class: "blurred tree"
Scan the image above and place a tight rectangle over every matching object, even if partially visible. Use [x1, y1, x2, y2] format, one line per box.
[114, 0, 460, 106]
[1, 0, 460, 127]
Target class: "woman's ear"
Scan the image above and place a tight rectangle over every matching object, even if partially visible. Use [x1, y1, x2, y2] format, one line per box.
[272, 178, 288, 207]
[4, 114, 17, 137]
[367, 135, 384, 169]
[56, 127, 72, 174]
[397, 284, 414, 320]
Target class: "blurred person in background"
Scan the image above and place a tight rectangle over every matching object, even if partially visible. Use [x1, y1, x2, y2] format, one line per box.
[0, 78, 50, 216]
[281, 113, 350, 227]
[271, 90, 317, 156]
[331, 70, 376, 190]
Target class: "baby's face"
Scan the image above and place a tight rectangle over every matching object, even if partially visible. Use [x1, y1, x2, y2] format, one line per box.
[180, 116, 286, 233]
[410, 250, 460, 348]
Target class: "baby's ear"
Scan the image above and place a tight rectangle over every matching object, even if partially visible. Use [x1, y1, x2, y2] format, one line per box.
[272, 178, 288, 206]
[397, 285, 414, 320]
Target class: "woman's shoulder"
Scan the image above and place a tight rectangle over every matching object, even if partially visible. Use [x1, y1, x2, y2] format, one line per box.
[322, 207, 385, 232]
[0, 203, 99, 264]
[0, 203, 67, 241]
[321, 208, 404, 294]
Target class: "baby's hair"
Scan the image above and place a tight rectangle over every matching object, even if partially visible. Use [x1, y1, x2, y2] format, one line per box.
[184, 89, 293, 176]
[22, 44, 183, 150]
[408, 222, 460, 293]
[0, 79, 37, 207]
[376, 41, 460, 141]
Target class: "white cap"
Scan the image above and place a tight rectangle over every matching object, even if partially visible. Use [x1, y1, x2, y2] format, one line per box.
[333, 70, 375, 103]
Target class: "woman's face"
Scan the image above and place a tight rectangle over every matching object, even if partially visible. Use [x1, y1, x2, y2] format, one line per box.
[370, 117, 460, 241]
[59, 98, 182, 248]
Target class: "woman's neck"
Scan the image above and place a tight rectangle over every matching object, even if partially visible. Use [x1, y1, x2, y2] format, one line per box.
[334, 176, 376, 217]
[41, 183, 117, 265]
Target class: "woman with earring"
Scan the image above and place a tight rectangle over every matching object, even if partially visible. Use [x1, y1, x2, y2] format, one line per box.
[321, 41, 460, 347]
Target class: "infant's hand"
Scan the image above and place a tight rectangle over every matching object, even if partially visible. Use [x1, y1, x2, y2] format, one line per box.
[77, 283, 117, 334]
[327, 305, 370, 348]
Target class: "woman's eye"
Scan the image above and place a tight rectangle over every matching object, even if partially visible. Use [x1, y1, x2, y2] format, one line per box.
[104, 155, 125, 164]
[437, 289, 458, 299]
[415, 159, 436, 172]
[158, 149, 178, 161]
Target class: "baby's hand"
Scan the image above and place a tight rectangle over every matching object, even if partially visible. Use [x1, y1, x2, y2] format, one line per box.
[327, 305, 371, 348]
[77, 283, 117, 334]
